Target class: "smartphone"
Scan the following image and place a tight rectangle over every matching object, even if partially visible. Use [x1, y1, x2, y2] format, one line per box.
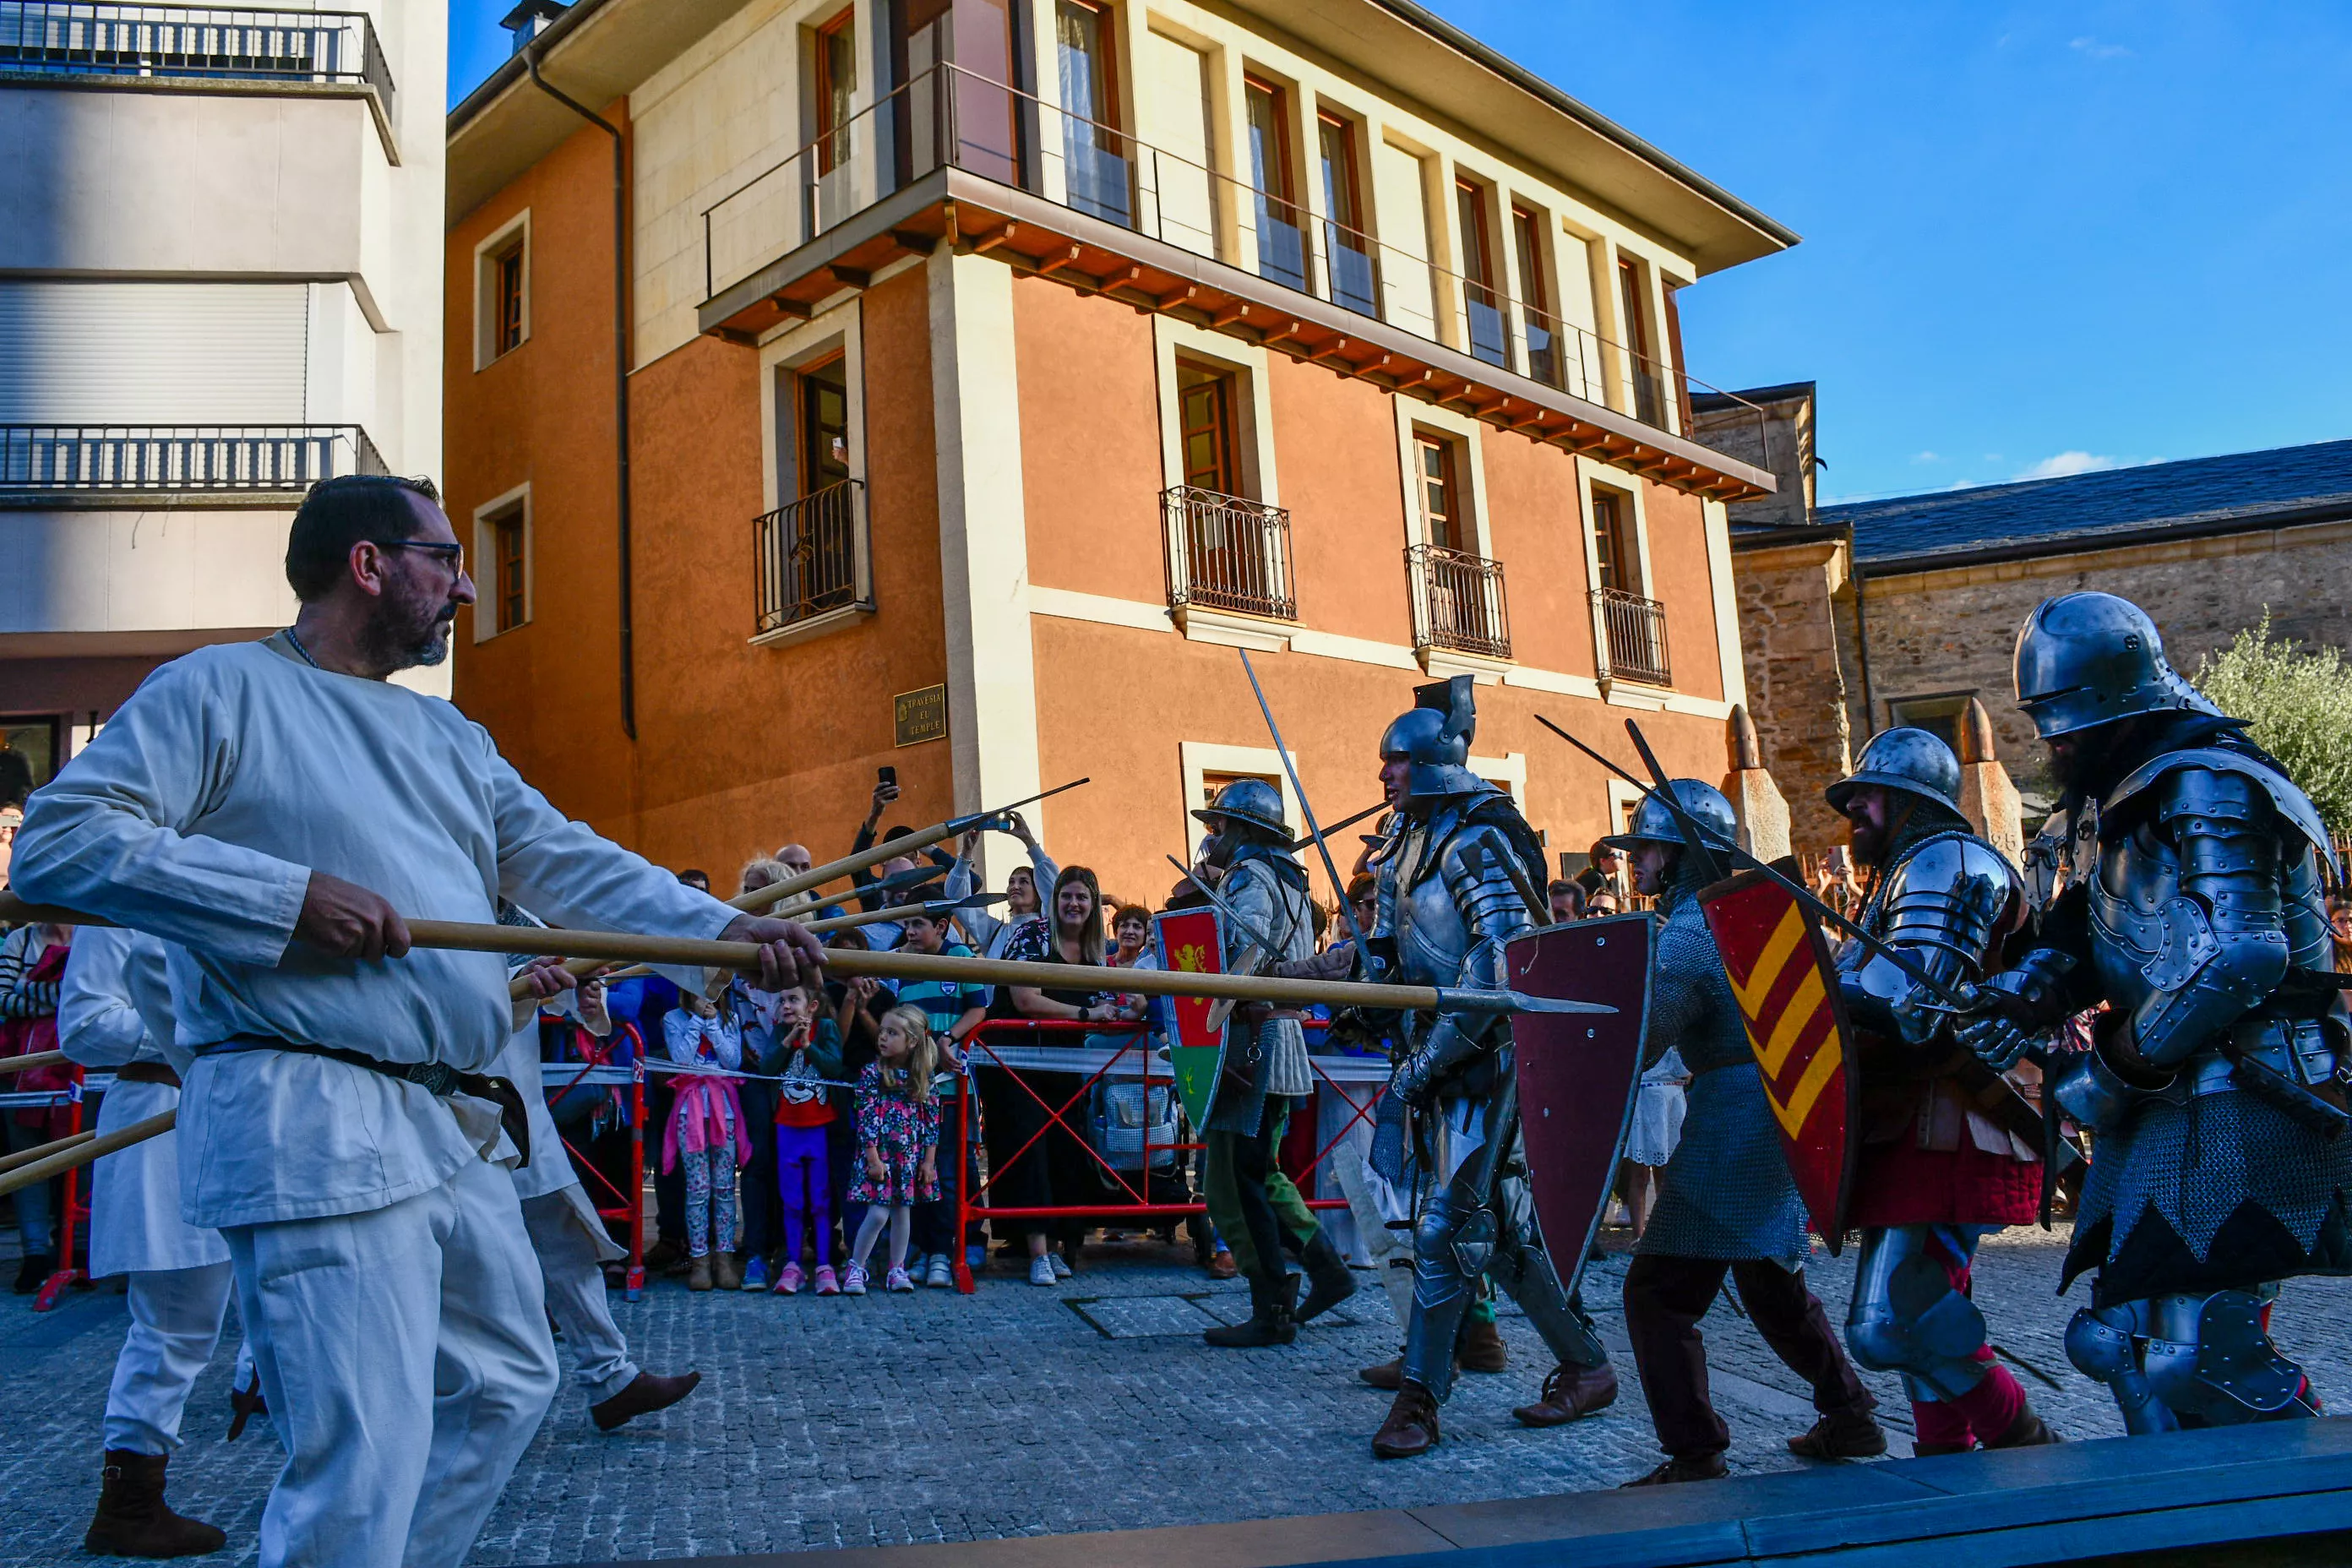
[878, 765, 897, 789]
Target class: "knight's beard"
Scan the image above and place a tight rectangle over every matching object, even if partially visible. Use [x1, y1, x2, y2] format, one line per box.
[361, 595, 460, 672]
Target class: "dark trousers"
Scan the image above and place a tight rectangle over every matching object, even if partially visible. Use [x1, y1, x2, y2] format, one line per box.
[914, 1094, 982, 1256]
[1624, 1253, 1874, 1459]
[652, 1083, 685, 1247]
[735, 1081, 782, 1260]
[981, 1067, 1086, 1249]
[1222, 1099, 1290, 1291]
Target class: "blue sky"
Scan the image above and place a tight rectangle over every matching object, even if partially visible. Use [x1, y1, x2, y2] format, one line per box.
[448, 2, 2352, 503]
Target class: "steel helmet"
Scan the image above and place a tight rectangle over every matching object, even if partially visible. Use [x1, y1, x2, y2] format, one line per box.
[1192, 776, 1288, 841]
[1826, 727, 1964, 818]
[2013, 591, 2219, 740]
[1601, 779, 1737, 854]
[1380, 675, 1484, 799]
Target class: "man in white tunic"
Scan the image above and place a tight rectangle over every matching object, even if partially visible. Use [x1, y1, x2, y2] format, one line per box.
[12, 473, 824, 1568]
[504, 932, 701, 1429]
[58, 925, 239, 1557]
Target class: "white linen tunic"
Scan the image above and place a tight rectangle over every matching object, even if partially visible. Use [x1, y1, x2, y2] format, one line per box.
[11, 634, 738, 1231]
[56, 927, 226, 1276]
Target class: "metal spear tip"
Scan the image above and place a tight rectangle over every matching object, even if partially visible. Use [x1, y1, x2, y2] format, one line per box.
[1434, 987, 1616, 1015]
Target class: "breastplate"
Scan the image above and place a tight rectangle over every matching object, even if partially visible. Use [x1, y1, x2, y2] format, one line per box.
[2089, 821, 2177, 1015]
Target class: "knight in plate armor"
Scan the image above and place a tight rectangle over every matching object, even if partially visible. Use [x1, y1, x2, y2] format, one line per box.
[1826, 727, 2059, 1455]
[1189, 778, 1358, 1350]
[1611, 780, 1882, 1486]
[1960, 591, 2351, 1431]
[1363, 678, 1619, 1459]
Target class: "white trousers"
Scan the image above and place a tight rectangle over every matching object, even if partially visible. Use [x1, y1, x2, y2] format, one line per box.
[225, 1157, 558, 1568]
[520, 1190, 639, 1406]
[106, 1262, 234, 1455]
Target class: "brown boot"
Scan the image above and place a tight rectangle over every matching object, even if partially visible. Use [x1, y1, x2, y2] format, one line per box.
[1787, 1408, 1888, 1460]
[1457, 1312, 1509, 1374]
[591, 1369, 703, 1432]
[1512, 1361, 1620, 1427]
[687, 1255, 714, 1292]
[1371, 1380, 1441, 1459]
[84, 1450, 228, 1558]
[1208, 1248, 1239, 1281]
[1359, 1354, 1405, 1391]
[711, 1252, 743, 1292]
[1984, 1406, 2061, 1450]
[1622, 1452, 1729, 1487]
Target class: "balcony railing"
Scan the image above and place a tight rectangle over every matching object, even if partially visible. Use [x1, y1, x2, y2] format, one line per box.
[0, 3, 395, 122]
[1407, 543, 1511, 662]
[0, 424, 384, 493]
[1592, 587, 1671, 688]
[754, 479, 869, 636]
[700, 63, 1768, 464]
[1162, 486, 1294, 622]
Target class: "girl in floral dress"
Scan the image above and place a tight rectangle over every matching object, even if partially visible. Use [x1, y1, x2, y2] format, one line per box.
[843, 1005, 939, 1294]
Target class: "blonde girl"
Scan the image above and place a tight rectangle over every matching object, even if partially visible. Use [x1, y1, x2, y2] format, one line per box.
[842, 1004, 940, 1293]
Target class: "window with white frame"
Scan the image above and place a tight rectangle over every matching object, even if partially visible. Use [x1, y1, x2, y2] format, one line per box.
[471, 484, 531, 640]
[473, 212, 529, 369]
[755, 311, 873, 644]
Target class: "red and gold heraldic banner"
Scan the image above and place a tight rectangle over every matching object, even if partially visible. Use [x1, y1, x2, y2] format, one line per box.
[1152, 907, 1228, 1130]
[1699, 868, 1859, 1254]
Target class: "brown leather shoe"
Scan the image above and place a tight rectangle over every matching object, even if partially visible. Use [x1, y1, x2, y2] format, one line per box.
[1457, 1313, 1509, 1374]
[1512, 1361, 1620, 1427]
[1359, 1354, 1406, 1391]
[1984, 1406, 2061, 1450]
[687, 1255, 714, 1292]
[1622, 1453, 1729, 1487]
[1787, 1409, 1888, 1460]
[84, 1450, 227, 1558]
[1371, 1380, 1441, 1459]
[1208, 1249, 1239, 1281]
[711, 1251, 743, 1291]
[591, 1369, 703, 1432]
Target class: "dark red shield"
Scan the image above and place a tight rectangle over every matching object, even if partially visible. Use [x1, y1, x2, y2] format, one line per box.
[1507, 913, 1652, 1274]
[1699, 868, 1860, 1253]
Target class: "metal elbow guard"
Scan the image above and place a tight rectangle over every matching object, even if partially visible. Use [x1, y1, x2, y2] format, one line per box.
[2131, 896, 2289, 1070]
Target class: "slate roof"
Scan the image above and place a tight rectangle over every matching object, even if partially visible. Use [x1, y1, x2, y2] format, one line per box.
[1807, 439, 2352, 571]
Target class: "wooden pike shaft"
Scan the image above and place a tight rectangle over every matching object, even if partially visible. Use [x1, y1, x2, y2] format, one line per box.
[0, 1049, 66, 1077]
[412, 919, 1447, 1012]
[504, 903, 945, 999]
[0, 1125, 96, 1177]
[0, 1109, 174, 1199]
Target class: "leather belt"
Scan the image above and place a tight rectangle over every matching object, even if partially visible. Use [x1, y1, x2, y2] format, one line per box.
[202, 1035, 531, 1167]
[113, 1063, 181, 1088]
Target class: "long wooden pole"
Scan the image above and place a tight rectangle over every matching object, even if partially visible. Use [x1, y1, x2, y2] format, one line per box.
[734, 777, 1088, 916]
[0, 1050, 66, 1078]
[0, 1109, 174, 1199]
[0, 1125, 96, 1177]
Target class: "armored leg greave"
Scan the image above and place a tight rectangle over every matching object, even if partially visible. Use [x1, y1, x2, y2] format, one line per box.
[2066, 1288, 2317, 1430]
[1487, 1177, 1607, 1375]
[1843, 1226, 1992, 1403]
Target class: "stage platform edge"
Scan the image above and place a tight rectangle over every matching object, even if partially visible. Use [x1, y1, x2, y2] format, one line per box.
[570, 1415, 2352, 1568]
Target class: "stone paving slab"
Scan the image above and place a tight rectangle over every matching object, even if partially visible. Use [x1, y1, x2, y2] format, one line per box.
[5, 1227, 2352, 1565]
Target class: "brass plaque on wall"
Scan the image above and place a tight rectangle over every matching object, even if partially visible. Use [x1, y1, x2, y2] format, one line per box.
[893, 684, 948, 747]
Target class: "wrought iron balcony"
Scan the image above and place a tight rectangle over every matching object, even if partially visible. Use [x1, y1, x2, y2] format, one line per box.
[1592, 586, 1671, 688]
[0, 3, 395, 122]
[1161, 486, 1294, 622]
[1407, 543, 1511, 662]
[754, 479, 870, 635]
[0, 424, 384, 493]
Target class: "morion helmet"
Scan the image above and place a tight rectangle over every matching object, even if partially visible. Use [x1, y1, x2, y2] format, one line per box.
[1601, 779, 1737, 854]
[1379, 675, 1483, 799]
[1826, 727, 1964, 818]
[1192, 776, 1288, 841]
[2013, 591, 2219, 740]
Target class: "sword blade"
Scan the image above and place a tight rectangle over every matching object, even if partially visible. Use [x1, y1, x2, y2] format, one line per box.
[1236, 649, 1368, 951]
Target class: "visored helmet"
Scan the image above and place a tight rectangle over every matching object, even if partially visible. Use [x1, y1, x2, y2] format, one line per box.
[1601, 779, 1737, 854]
[1192, 776, 1288, 841]
[1380, 675, 1483, 799]
[2013, 591, 2219, 740]
[1826, 727, 1964, 818]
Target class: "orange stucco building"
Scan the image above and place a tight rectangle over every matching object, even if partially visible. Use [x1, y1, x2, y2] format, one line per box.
[443, 0, 1793, 906]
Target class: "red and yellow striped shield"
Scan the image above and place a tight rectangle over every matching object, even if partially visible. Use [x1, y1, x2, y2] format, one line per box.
[1698, 868, 1859, 1253]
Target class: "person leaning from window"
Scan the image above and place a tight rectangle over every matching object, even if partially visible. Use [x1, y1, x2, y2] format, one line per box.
[992, 866, 1140, 1284]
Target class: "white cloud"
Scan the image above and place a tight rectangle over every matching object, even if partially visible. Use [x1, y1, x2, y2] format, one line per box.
[2016, 450, 2131, 480]
[1911, 450, 1943, 465]
[2070, 35, 2132, 58]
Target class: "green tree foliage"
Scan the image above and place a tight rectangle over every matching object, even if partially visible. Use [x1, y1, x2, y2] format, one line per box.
[2194, 615, 2352, 839]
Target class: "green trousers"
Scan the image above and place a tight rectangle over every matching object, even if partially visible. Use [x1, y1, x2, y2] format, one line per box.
[1203, 1102, 1320, 1276]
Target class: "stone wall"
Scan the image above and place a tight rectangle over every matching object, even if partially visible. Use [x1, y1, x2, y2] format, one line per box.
[1856, 520, 2352, 801]
[1731, 533, 1855, 857]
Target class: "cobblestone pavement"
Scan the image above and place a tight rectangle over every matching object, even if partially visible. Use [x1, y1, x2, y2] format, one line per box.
[8, 1226, 2352, 1565]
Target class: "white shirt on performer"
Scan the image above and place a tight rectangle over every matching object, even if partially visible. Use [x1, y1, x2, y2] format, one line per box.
[12, 633, 736, 1232]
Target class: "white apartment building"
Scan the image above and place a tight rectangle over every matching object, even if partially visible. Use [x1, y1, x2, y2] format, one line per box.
[0, 0, 447, 819]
